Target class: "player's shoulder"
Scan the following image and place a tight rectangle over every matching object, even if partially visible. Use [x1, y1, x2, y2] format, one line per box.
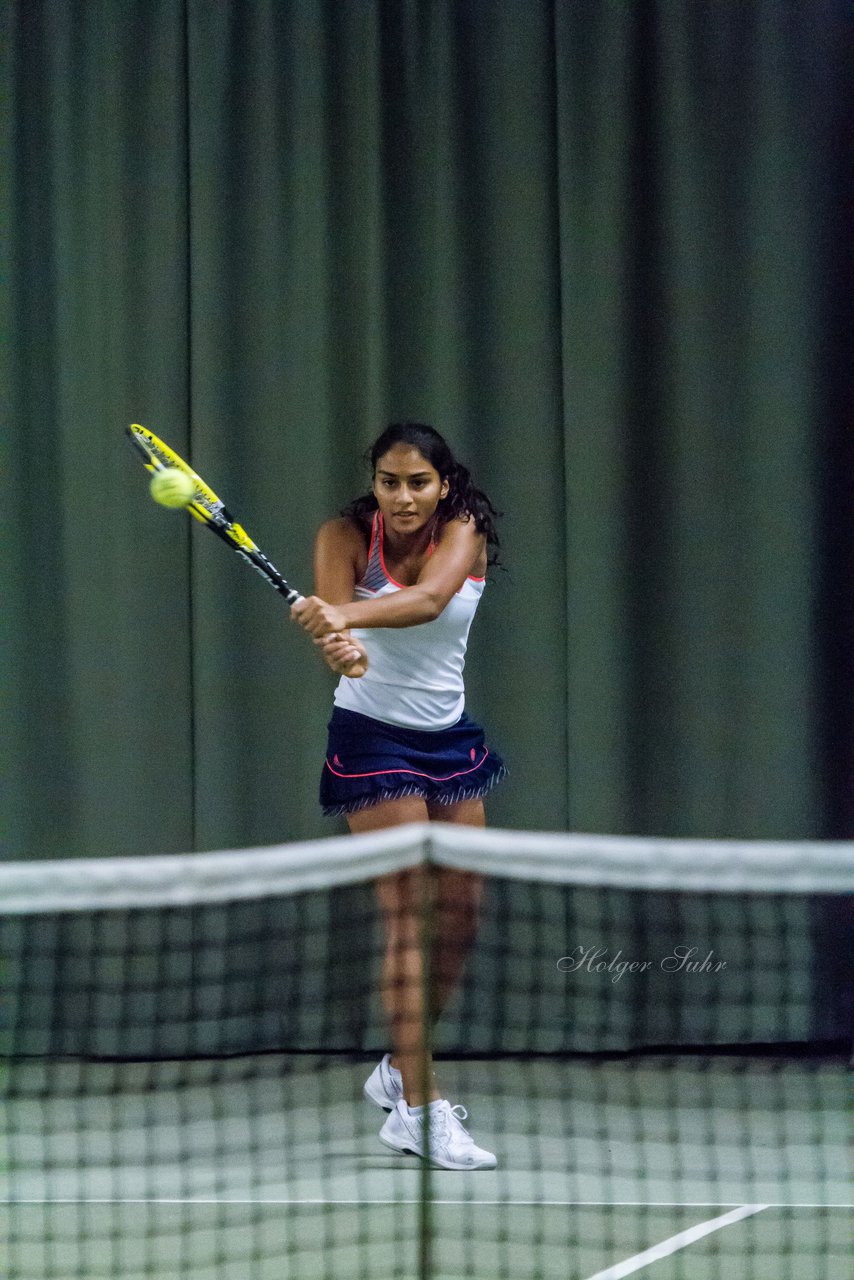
[436, 513, 487, 574]
[316, 515, 372, 558]
[318, 514, 367, 539]
[437, 512, 485, 544]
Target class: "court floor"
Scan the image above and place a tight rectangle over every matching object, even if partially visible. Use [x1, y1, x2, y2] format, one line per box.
[3, 1056, 850, 1279]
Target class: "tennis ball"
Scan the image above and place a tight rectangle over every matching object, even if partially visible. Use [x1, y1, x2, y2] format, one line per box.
[150, 467, 196, 509]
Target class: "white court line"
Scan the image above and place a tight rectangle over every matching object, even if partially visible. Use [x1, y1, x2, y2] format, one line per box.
[579, 1204, 769, 1280]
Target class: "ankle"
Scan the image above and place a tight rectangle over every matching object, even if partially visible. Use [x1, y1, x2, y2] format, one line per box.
[405, 1087, 441, 1108]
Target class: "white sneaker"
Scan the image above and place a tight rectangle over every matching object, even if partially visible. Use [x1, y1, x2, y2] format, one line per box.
[379, 1099, 497, 1170]
[363, 1054, 404, 1112]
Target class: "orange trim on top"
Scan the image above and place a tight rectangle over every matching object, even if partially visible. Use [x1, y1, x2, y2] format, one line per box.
[377, 513, 409, 589]
[366, 511, 379, 562]
[377, 513, 487, 590]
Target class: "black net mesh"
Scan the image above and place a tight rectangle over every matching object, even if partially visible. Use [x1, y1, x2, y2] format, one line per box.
[2, 827, 851, 1279]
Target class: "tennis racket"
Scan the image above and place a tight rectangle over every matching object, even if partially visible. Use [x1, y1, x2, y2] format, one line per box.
[126, 423, 303, 605]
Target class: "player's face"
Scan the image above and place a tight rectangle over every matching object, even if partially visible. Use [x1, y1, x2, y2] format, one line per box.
[373, 445, 449, 535]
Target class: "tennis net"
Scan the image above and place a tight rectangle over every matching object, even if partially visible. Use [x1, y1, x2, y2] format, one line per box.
[2, 825, 851, 1279]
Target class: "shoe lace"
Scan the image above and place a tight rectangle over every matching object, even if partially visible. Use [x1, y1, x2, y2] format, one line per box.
[447, 1104, 471, 1136]
[426, 1102, 465, 1144]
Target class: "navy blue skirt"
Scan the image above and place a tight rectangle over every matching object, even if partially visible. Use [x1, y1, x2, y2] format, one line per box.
[320, 706, 507, 816]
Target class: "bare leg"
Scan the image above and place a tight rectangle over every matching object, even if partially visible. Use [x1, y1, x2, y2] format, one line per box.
[348, 795, 487, 1107]
[426, 798, 485, 1022]
[347, 797, 438, 1105]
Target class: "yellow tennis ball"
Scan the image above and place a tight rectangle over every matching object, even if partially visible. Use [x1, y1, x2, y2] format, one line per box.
[149, 467, 196, 508]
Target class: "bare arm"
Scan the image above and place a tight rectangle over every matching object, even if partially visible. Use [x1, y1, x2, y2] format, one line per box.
[300, 518, 368, 676]
[312, 517, 367, 606]
[292, 517, 486, 638]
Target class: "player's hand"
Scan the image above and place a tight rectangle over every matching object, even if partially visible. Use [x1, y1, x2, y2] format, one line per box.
[291, 595, 349, 638]
[316, 632, 368, 678]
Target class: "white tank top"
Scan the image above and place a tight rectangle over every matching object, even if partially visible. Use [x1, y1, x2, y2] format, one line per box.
[333, 512, 486, 729]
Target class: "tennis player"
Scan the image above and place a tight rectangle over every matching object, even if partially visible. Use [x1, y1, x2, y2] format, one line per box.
[292, 422, 506, 1170]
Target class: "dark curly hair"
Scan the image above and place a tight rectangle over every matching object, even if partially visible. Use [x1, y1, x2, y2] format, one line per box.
[342, 423, 502, 566]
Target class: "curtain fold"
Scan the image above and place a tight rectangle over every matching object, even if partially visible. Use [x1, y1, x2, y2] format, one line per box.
[5, 0, 849, 858]
[6, 0, 195, 859]
[556, 0, 837, 837]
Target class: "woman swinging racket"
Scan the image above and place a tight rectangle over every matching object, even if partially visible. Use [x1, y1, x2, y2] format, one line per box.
[292, 422, 506, 1170]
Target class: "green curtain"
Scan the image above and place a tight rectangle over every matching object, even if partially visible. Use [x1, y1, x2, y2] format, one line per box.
[5, 0, 849, 859]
